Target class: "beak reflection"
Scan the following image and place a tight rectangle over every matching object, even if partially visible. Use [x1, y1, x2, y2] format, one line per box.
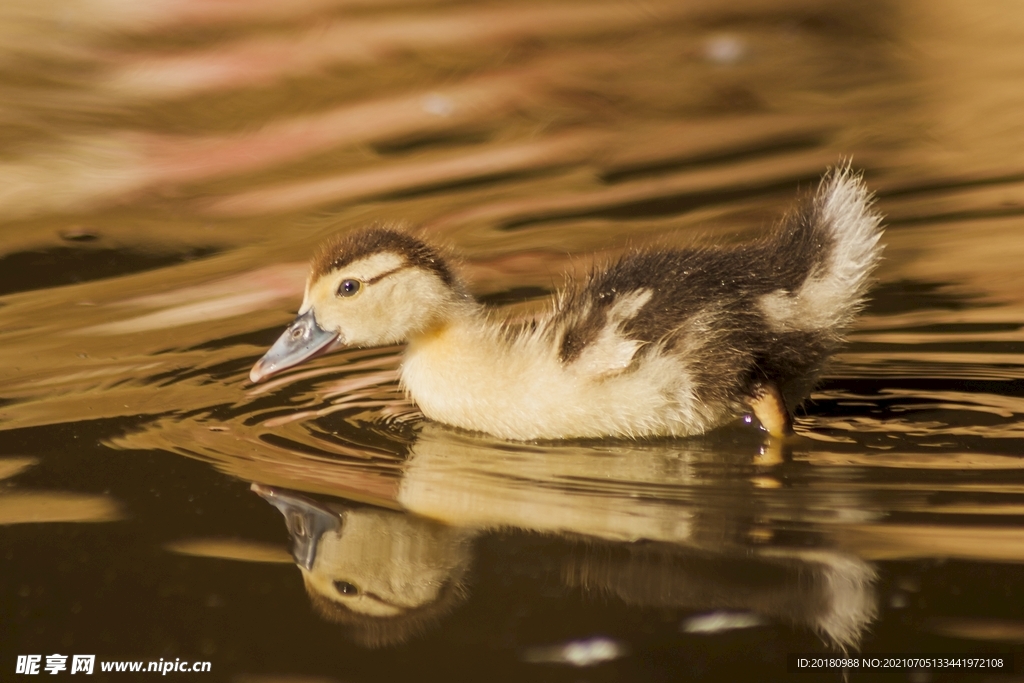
[252, 484, 340, 571]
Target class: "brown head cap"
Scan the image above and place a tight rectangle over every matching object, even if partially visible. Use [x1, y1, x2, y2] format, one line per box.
[310, 225, 458, 288]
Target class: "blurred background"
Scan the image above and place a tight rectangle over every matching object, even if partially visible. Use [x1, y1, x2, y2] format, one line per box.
[1, 0, 1023, 681]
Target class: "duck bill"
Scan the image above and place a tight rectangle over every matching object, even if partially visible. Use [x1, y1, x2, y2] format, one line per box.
[249, 308, 340, 383]
[252, 484, 340, 571]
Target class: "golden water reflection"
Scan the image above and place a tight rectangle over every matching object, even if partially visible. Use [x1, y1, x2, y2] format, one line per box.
[1, 0, 1024, 674]
[0, 491, 122, 525]
[114, 409, 1024, 649]
[0, 456, 123, 525]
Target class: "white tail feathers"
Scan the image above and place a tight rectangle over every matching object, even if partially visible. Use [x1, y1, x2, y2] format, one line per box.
[759, 164, 884, 333]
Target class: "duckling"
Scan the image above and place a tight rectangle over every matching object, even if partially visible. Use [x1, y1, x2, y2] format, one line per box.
[250, 164, 883, 441]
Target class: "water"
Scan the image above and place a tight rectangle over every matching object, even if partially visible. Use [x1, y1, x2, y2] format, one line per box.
[2, 0, 1023, 680]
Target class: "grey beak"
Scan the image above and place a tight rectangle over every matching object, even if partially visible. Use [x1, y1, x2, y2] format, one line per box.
[249, 308, 340, 383]
[252, 484, 341, 571]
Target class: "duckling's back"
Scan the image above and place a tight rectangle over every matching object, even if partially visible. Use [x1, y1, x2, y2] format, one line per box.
[551, 165, 883, 428]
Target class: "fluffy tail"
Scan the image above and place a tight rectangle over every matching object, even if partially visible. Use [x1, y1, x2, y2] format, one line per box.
[760, 163, 884, 334]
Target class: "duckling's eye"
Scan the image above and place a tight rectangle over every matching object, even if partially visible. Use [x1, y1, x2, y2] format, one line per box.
[334, 581, 359, 596]
[337, 279, 361, 297]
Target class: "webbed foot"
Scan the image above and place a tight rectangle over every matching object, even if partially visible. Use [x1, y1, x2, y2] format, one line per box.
[747, 379, 794, 439]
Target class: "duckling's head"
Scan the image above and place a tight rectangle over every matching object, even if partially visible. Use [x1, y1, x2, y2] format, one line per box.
[250, 226, 464, 383]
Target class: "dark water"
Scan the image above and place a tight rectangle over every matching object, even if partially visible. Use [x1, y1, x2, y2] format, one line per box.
[2, 0, 1024, 681]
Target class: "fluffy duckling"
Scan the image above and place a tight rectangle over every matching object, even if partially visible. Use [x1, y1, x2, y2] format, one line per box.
[250, 165, 883, 441]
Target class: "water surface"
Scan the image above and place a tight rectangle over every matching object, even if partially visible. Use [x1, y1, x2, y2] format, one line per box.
[2, 0, 1024, 680]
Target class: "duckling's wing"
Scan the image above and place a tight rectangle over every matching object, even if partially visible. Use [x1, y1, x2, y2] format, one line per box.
[573, 291, 654, 379]
[557, 287, 653, 380]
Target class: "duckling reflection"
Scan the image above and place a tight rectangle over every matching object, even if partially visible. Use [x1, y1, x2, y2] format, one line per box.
[563, 544, 876, 651]
[249, 424, 878, 650]
[403, 426, 878, 650]
[255, 484, 472, 648]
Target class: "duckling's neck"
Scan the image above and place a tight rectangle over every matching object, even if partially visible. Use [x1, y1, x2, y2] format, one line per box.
[403, 301, 491, 382]
[408, 299, 484, 346]
[400, 302, 542, 438]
